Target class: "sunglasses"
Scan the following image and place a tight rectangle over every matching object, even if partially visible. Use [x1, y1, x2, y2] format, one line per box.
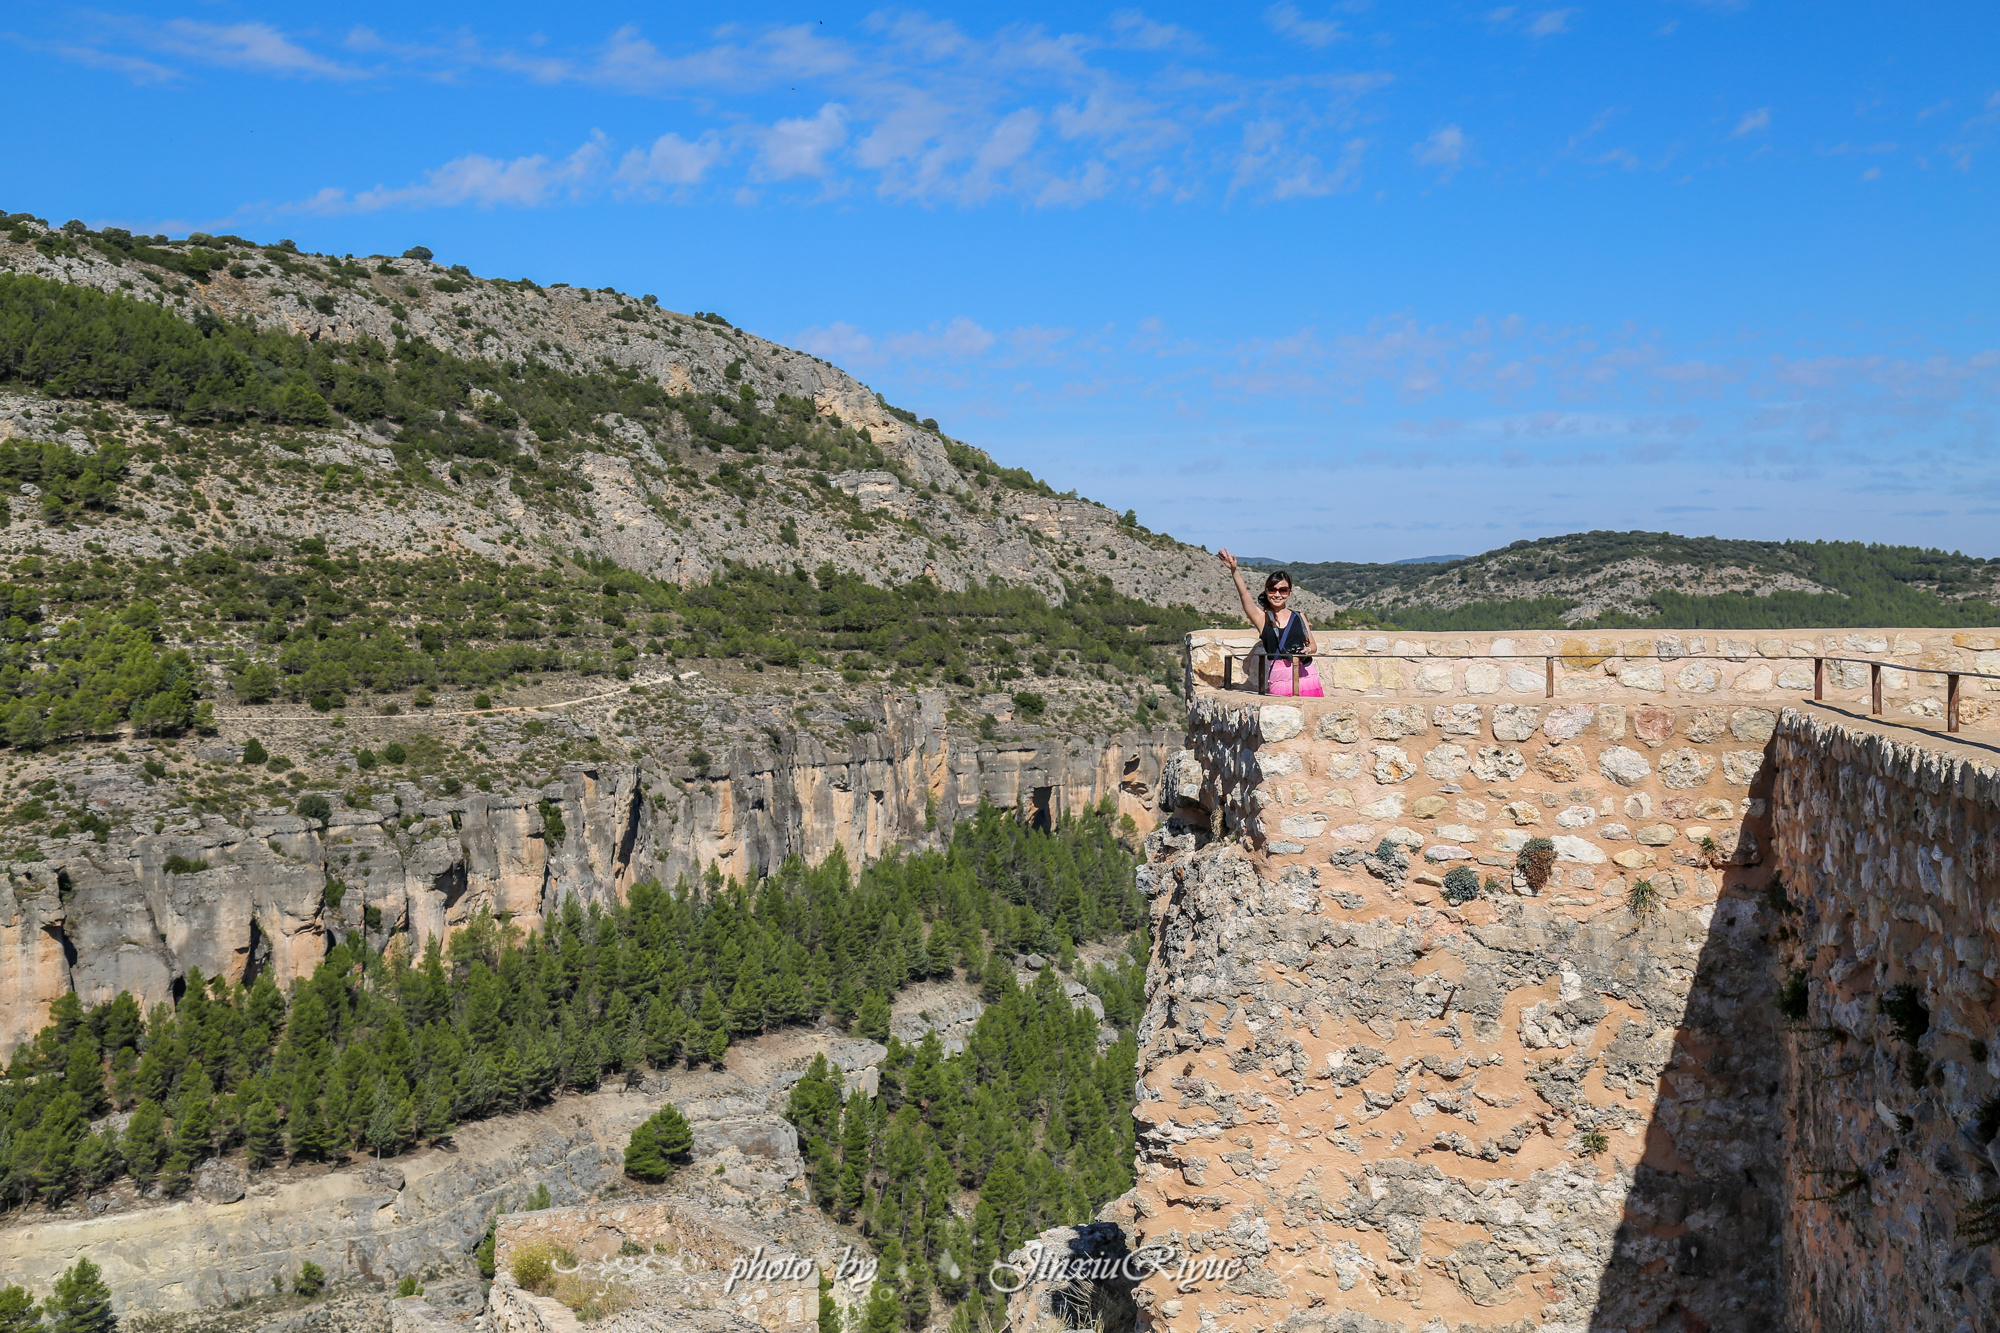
[1269, 586, 1291, 596]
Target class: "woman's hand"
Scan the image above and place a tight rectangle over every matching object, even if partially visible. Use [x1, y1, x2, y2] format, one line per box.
[1218, 548, 1239, 575]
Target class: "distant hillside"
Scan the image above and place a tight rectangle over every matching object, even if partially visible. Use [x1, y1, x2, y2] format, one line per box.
[1274, 531, 2000, 631]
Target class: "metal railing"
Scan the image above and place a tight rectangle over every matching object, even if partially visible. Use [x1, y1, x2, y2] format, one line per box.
[1181, 639, 2000, 735]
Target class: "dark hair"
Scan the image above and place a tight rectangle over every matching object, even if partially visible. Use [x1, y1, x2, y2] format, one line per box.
[1258, 569, 1293, 613]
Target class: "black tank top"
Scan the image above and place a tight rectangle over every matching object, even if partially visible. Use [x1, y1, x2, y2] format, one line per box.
[1261, 611, 1308, 658]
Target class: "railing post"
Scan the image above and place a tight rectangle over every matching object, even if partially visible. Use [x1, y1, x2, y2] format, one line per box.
[1813, 657, 1824, 701]
[1545, 656, 1555, 699]
[1871, 662, 1882, 716]
[1182, 638, 1193, 701]
[1948, 673, 1961, 734]
[1223, 654, 1233, 690]
[1257, 653, 1269, 695]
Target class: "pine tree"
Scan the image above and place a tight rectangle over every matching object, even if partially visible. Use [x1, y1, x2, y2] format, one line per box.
[366, 1081, 399, 1156]
[0, 1285, 42, 1333]
[857, 1282, 902, 1333]
[122, 1099, 166, 1184]
[624, 1103, 694, 1181]
[65, 1034, 107, 1117]
[816, 1272, 840, 1333]
[169, 1067, 216, 1165]
[244, 1099, 284, 1168]
[696, 987, 729, 1066]
[44, 1258, 114, 1333]
[857, 990, 892, 1043]
[644, 993, 685, 1067]
[73, 1128, 122, 1192]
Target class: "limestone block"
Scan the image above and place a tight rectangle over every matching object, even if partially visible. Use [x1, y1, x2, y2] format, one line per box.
[1636, 824, 1676, 846]
[1719, 638, 1754, 660]
[1532, 744, 1586, 783]
[1623, 793, 1652, 819]
[1598, 746, 1650, 787]
[1279, 814, 1328, 840]
[1729, 708, 1778, 743]
[1693, 798, 1736, 819]
[1369, 705, 1429, 740]
[1438, 823, 1476, 842]
[1492, 704, 1542, 742]
[1411, 795, 1449, 819]
[1393, 639, 1430, 657]
[1683, 709, 1725, 743]
[1433, 703, 1484, 735]
[1372, 746, 1416, 783]
[1676, 661, 1721, 693]
[1413, 662, 1455, 693]
[1258, 705, 1304, 743]
[1255, 750, 1302, 778]
[1490, 830, 1529, 853]
[1556, 805, 1596, 828]
[1843, 633, 1889, 653]
[1617, 663, 1666, 692]
[1655, 634, 1686, 660]
[1612, 848, 1656, 870]
[1723, 750, 1767, 786]
[1634, 706, 1675, 742]
[1601, 823, 1631, 840]
[1472, 747, 1527, 783]
[1776, 662, 1814, 690]
[1506, 667, 1542, 692]
[1329, 656, 1375, 692]
[1464, 663, 1503, 694]
[1424, 843, 1472, 862]
[1560, 638, 1611, 671]
[1552, 835, 1606, 863]
[1455, 797, 1489, 819]
[1734, 665, 1774, 693]
[1325, 752, 1364, 779]
[1423, 743, 1470, 781]
[1333, 823, 1375, 841]
[1361, 794, 1406, 819]
[1542, 704, 1595, 741]
[1659, 749, 1716, 789]
[1596, 704, 1627, 739]
[1316, 709, 1360, 743]
[1502, 801, 1542, 825]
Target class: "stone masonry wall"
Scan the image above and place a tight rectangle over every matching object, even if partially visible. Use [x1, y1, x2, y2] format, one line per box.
[1186, 627, 2000, 726]
[1124, 683, 1790, 1332]
[1771, 709, 2000, 1333]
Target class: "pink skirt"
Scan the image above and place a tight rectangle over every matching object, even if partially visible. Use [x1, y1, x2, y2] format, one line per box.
[1266, 659, 1324, 697]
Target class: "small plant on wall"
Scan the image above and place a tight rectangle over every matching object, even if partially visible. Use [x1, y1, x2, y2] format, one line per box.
[1442, 866, 1481, 906]
[1516, 837, 1556, 891]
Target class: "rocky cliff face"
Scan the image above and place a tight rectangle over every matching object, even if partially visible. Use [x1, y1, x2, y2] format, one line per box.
[0, 694, 1175, 1053]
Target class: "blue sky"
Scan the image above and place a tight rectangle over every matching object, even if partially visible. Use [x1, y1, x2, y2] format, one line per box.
[6, 2, 1997, 561]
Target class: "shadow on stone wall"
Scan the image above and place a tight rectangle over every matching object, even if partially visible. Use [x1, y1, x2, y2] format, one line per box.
[1584, 761, 1788, 1331]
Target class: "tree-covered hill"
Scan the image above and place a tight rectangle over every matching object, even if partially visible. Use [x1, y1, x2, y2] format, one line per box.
[1264, 530, 2000, 631]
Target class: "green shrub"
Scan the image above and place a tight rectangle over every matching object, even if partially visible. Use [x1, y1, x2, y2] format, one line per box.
[294, 1261, 325, 1298]
[164, 854, 207, 875]
[624, 1103, 694, 1181]
[1012, 691, 1047, 719]
[395, 1277, 423, 1298]
[1441, 866, 1480, 906]
[242, 738, 268, 765]
[1776, 968, 1809, 1022]
[355, 748, 379, 771]
[510, 1241, 576, 1294]
[296, 793, 332, 824]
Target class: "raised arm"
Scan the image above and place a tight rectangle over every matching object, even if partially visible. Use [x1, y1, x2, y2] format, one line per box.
[1217, 548, 1266, 631]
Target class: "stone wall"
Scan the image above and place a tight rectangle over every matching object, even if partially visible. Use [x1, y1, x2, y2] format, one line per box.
[1771, 709, 2000, 1333]
[1123, 684, 1790, 1331]
[1186, 627, 2000, 724]
[0, 699, 1176, 1053]
[1124, 645, 2000, 1333]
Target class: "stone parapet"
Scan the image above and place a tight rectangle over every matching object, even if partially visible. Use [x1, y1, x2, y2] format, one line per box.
[1185, 627, 2000, 722]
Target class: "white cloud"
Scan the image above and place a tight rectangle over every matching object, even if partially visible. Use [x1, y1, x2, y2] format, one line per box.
[885, 317, 998, 359]
[755, 103, 850, 180]
[1413, 125, 1468, 177]
[1528, 9, 1579, 37]
[616, 133, 726, 193]
[287, 133, 610, 215]
[1265, 3, 1350, 49]
[1270, 139, 1367, 198]
[1730, 107, 1770, 138]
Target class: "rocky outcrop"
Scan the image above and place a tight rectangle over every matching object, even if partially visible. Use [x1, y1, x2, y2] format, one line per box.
[0, 703, 1175, 1052]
